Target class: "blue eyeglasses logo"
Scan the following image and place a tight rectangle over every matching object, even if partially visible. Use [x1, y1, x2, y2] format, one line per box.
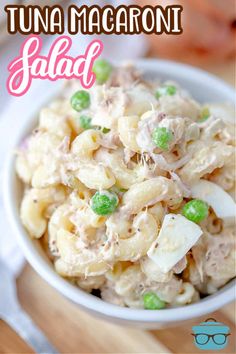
[192, 318, 231, 350]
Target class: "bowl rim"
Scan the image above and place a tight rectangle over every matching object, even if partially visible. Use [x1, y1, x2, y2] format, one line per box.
[3, 58, 236, 324]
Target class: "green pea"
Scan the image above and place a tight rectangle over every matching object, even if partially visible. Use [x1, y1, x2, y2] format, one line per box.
[155, 85, 177, 99]
[93, 59, 113, 84]
[79, 115, 92, 129]
[152, 127, 173, 151]
[91, 191, 119, 215]
[71, 90, 90, 112]
[199, 107, 210, 122]
[143, 292, 166, 310]
[182, 199, 209, 223]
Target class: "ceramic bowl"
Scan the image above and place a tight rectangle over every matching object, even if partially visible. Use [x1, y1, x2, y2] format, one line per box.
[3, 59, 235, 329]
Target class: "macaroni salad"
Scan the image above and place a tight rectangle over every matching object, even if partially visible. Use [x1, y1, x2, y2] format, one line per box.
[16, 61, 236, 309]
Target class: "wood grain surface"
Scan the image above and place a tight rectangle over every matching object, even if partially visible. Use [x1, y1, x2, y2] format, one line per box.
[0, 59, 235, 354]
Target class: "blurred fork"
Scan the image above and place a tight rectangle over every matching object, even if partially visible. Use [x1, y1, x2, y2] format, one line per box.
[0, 258, 59, 354]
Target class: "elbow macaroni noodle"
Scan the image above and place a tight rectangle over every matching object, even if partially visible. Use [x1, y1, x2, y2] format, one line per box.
[16, 64, 236, 309]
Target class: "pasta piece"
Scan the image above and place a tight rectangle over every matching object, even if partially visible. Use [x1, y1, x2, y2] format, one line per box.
[125, 85, 157, 116]
[116, 212, 158, 261]
[115, 264, 143, 296]
[15, 154, 32, 184]
[48, 98, 83, 135]
[122, 177, 182, 214]
[32, 165, 60, 188]
[105, 261, 131, 281]
[95, 148, 144, 189]
[174, 282, 197, 305]
[140, 257, 172, 283]
[158, 94, 200, 120]
[209, 159, 235, 191]
[55, 229, 111, 276]
[39, 107, 71, 137]
[48, 204, 73, 255]
[21, 186, 66, 238]
[148, 202, 165, 224]
[75, 162, 115, 190]
[179, 142, 233, 184]
[71, 129, 101, 159]
[106, 213, 132, 239]
[118, 115, 140, 153]
[26, 132, 62, 169]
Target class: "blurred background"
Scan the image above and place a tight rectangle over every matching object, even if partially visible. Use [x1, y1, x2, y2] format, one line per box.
[0, 1, 235, 353]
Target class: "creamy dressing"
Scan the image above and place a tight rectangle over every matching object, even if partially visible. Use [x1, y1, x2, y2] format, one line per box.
[16, 63, 236, 309]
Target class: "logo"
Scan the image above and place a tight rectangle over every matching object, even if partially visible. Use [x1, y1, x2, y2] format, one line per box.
[192, 318, 231, 351]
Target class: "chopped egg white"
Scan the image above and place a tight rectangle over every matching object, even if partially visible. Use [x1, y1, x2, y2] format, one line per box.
[147, 214, 203, 273]
[191, 180, 236, 224]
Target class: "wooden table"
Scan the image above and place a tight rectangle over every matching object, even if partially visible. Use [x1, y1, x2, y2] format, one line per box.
[0, 59, 235, 354]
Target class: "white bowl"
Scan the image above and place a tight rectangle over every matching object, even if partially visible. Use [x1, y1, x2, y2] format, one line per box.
[3, 59, 236, 329]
